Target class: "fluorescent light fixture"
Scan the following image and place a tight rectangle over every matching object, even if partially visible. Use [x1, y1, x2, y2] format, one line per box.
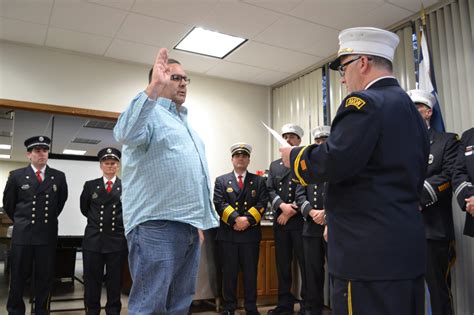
[0, 144, 11, 150]
[63, 149, 87, 155]
[0, 154, 10, 159]
[175, 27, 247, 59]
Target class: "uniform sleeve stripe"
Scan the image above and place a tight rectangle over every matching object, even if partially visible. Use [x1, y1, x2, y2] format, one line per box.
[424, 180, 438, 203]
[454, 181, 472, 199]
[294, 146, 309, 186]
[222, 205, 236, 224]
[248, 207, 261, 224]
[271, 195, 282, 208]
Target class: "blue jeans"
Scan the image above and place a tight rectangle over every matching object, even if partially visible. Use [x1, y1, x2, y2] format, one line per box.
[126, 220, 200, 315]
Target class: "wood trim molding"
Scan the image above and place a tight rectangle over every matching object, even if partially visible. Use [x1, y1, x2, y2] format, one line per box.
[0, 98, 119, 120]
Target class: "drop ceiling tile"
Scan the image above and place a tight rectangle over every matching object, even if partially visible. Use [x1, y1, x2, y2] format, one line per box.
[255, 16, 339, 57]
[0, 17, 47, 45]
[168, 50, 219, 74]
[50, 0, 128, 37]
[206, 61, 265, 83]
[226, 41, 322, 74]
[289, 0, 384, 30]
[241, 0, 303, 14]
[249, 69, 292, 86]
[201, 1, 282, 39]
[388, 0, 439, 12]
[46, 27, 112, 55]
[0, 0, 53, 24]
[87, 0, 134, 11]
[105, 39, 158, 65]
[131, 0, 219, 26]
[116, 13, 190, 48]
[367, 3, 413, 29]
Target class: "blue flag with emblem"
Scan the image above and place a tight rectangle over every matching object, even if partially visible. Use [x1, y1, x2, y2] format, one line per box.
[417, 26, 445, 132]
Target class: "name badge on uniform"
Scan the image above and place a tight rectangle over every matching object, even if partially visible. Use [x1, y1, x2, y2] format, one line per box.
[251, 190, 256, 197]
[21, 184, 30, 190]
[428, 154, 434, 164]
[92, 192, 98, 199]
[53, 184, 57, 192]
[227, 187, 233, 193]
[466, 145, 473, 156]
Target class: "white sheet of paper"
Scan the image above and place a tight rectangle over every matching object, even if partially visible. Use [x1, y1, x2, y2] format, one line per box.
[261, 121, 290, 147]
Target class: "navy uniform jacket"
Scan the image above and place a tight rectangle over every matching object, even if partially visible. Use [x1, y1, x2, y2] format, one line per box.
[80, 178, 127, 253]
[267, 159, 304, 230]
[420, 128, 459, 241]
[214, 172, 268, 243]
[3, 165, 68, 245]
[290, 78, 429, 281]
[295, 183, 326, 237]
[452, 128, 474, 237]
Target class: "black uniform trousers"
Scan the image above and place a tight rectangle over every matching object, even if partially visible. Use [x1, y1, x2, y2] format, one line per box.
[331, 276, 425, 315]
[82, 249, 128, 315]
[7, 244, 56, 315]
[302, 236, 326, 315]
[218, 241, 260, 312]
[426, 240, 455, 315]
[273, 226, 305, 311]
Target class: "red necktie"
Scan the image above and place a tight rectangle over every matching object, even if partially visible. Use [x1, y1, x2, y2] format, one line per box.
[106, 180, 112, 193]
[36, 170, 42, 183]
[238, 175, 243, 190]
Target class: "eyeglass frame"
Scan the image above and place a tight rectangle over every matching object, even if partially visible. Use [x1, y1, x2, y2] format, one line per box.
[170, 74, 191, 84]
[337, 55, 371, 77]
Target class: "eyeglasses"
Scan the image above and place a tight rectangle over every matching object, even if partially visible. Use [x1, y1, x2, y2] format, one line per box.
[170, 74, 191, 84]
[337, 56, 363, 77]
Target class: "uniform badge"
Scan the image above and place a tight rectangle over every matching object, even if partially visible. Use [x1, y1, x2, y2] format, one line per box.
[252, 190, 256, 197]
[53, 184, 57, 192]
[107, 148, 112, 153]
[345, 96, 366, 110]
[466, 145, 473, 156]
[226, 187, 233, 193]
[39, 136, 44, 141]
[428, 154, 434, 164]
[21, 184, 30, 190]
[92, 192, 98, 199]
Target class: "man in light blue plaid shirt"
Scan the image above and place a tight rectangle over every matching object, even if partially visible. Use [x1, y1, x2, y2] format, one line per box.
[114, 48, 219, 315]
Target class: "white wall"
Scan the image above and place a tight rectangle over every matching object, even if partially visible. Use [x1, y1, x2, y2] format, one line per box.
[0, 41, 272, 181]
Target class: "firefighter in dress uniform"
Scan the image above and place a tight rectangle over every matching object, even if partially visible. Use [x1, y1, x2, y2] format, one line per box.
[452, 127, 474, 237]
[80, 147, 127, 315]
[407, 89, 459, 315]
[295, 126, 330, 315]
[279, 27, 430, 315]
[213, 143, 269, 315]
[267, 124, 306, 315]
[3, 136, 68, 315]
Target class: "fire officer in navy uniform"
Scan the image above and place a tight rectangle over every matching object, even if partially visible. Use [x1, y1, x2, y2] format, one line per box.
[452, 127, 474, 238]
[407, 89, 459, 315]
[280, 27, 430, 315]
[214, 143, 268, 315]
[80, 147, 127, 315]
[3, 136, 68, 315]
[295, 126, 330, 315]
[267, 124, 306, 315]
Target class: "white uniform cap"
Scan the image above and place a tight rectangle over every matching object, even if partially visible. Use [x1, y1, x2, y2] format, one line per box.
[407, 89, 435, 109]
[230, 143, 252, 156]
[281, 123, 304, 139]
[311, 125, 331, 140]
[329, 27, 400, 70]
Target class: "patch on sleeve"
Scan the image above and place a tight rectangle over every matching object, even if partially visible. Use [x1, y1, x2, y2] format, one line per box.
[345, 96, 366, 110]
[300, 160, 307, 171]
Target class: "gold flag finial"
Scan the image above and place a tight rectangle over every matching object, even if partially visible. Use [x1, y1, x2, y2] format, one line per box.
[420, 4, 426, 26]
